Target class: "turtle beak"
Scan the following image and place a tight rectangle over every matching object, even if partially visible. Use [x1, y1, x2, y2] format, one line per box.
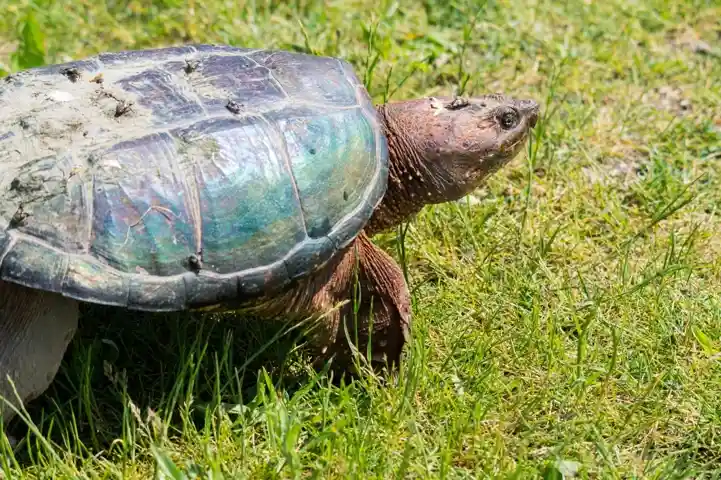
[529, 109, 539, 129]
[519, 99, 540, 129]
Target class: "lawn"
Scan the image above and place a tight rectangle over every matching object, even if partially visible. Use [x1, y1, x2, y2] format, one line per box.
[1, 0, 721, 478]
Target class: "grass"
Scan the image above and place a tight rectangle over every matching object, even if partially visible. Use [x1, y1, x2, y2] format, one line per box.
[1, 0, 721, 477]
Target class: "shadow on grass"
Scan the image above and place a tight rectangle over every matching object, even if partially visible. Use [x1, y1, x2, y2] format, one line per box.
[7, 303, 311, 462]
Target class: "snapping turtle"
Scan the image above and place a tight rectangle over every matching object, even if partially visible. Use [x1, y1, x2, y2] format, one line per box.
[0, 44, 538, 424]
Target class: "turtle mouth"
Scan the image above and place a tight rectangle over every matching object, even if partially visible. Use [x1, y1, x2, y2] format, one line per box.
[500, 131, 530, 159]
[469, 149, 513, 180]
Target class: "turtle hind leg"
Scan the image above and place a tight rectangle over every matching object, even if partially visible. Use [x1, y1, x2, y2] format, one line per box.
[0, 280, 79, 429]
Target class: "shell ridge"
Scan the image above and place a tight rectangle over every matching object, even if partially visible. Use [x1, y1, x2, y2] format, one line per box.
[171, 134, 204, 260]
[245, 54, 291, 101]
[336, 58, 363, 107]
[240, 49, 264, 57]
[256, 113, 309, 238]
[90, 46, 258, 73]
[268, 73, 291, 99]
[157, 64, 211, 119]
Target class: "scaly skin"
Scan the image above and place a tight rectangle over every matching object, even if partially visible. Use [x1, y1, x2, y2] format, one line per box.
[250, 94, 540, 369]
[367, 94, 539, 234]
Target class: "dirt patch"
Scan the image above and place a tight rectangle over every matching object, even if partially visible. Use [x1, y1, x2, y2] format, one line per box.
[666, 27, 719, 57]
[642, 85, 693, 117]
[582, 144, 648, 189]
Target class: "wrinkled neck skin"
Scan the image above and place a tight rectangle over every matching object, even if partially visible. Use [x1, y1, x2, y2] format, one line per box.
[366, 104, 461, 235]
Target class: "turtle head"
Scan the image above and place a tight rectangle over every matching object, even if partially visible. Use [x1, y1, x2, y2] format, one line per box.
[417, 94, 538, 199]
[368, 94, 539, 233]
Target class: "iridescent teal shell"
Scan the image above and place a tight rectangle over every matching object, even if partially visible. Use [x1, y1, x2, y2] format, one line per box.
[0, 45, 388, 311]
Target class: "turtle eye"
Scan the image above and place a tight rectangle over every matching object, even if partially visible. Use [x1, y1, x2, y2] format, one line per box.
[499, 109, 519, 130]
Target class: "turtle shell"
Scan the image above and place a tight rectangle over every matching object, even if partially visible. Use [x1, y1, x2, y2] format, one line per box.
[0, 44, 388, 311]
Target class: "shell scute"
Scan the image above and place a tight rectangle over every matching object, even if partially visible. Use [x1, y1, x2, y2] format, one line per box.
[128, 274, 186, 310]
[283, 236, 335, 281]
[173, 115, 307, 275]
[115, 69, 206, 125]
[250, 50, 357, 106]
[61, 256, 130, 306]
[265, 105, 378, 241]
[1, 153, 91, 253]
[90, 132, 199, 276]
[0, 237, 68, 292]
[183, 272, 238, 307]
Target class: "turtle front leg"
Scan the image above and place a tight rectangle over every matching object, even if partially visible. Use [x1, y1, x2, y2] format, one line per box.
[246, 232, 411, 371]
[290, 232, 412, 370]
[0, 280, 79, 429]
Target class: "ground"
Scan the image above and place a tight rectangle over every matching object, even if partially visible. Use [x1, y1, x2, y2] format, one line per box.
[1, 0, 720, 478]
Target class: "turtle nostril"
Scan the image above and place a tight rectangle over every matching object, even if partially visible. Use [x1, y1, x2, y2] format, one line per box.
[519, 99, 540, 128]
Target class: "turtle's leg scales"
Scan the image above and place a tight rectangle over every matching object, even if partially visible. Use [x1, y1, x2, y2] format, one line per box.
[234, 232, 412, 372]
[285, 232, 411, 370]
[0, 280, 79, 432]
[325, 232, 412, 369]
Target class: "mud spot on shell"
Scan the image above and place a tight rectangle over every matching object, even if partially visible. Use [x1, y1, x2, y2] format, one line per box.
[18, 117, 34, 130]
[114, 100, 134, 118]
[8, 205, 29, 228]
[187, 252, 203, 272]
[184, 59, 201, 74]
[60, 67, 81, 83]
[226, 100, 243, 114]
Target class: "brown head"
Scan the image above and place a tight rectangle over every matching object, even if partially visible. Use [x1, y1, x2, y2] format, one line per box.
[367, 94, 539, 234]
